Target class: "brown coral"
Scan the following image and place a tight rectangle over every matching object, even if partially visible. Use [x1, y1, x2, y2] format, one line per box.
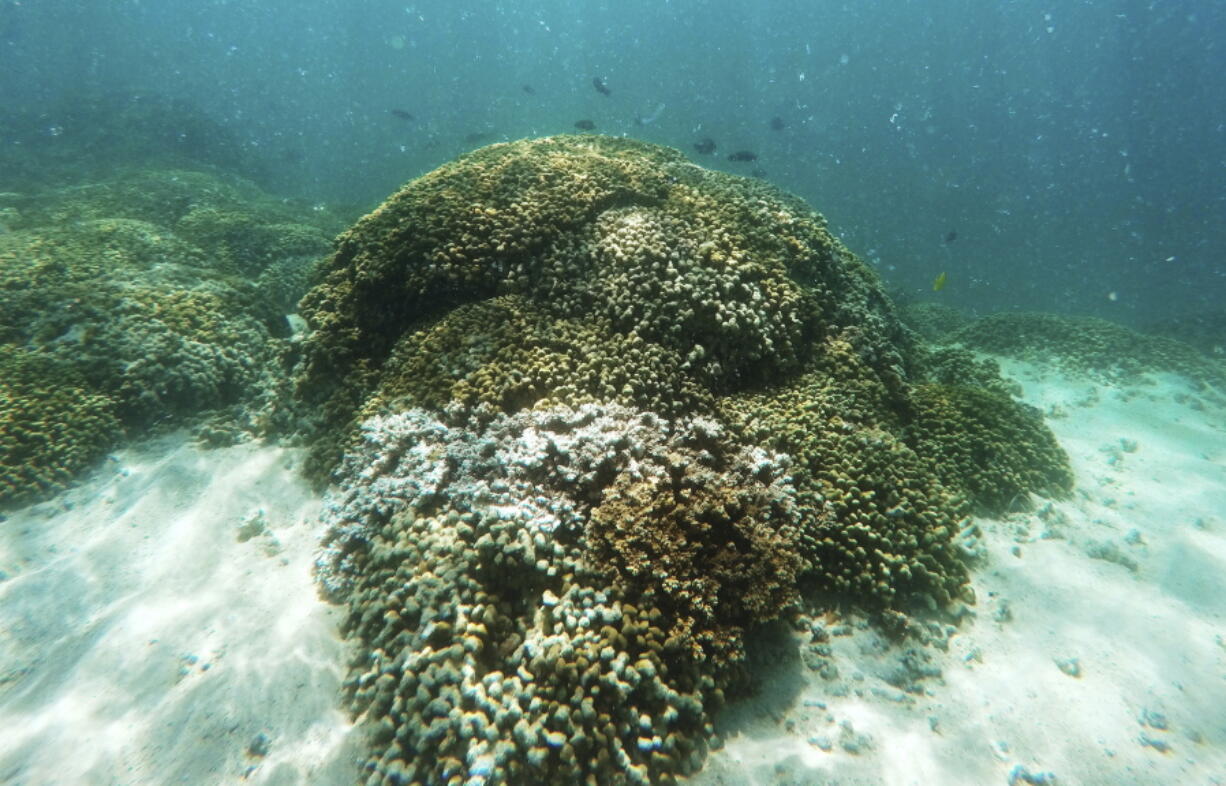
[296, 135, 1074, 786]
[294, 135, 903, 477]
[587, 450, 804, 665]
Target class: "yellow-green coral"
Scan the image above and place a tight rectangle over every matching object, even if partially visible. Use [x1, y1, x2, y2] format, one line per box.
[588, 453, 803, 665]
[0, 168, 334, 504]
[10, 168, 345, 240]
[918, 345, 1021, 399]
[295, 135, 1073, 786]
[0, 218, 282, 427]
[175, 207, 331, 276]
[344, 502, 711, 785]
[297, 135, 908, 475]
[949, 311, 1225, 388]
[897, 301, 971, 342]
[375, 295, 713, 419]
[904, 384, 1074, 513]
[0, 346, 119, 506]
[719, 333, 971, 608]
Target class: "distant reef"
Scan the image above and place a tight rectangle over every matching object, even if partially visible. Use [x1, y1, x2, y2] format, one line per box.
[0, 91, 264, 190]
[898, 303, 1226, 391]
[1144, 310, 1226, 362]
[0, 167, 345, 507]
[287, 135, 1073, 785]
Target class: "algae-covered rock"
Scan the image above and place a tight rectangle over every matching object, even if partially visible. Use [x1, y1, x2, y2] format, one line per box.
[295, 135, 1072, 785]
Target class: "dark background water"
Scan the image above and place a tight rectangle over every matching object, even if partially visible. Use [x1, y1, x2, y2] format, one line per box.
[2, 0, 1222, 328]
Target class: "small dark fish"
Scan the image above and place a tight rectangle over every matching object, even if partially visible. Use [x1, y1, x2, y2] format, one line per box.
[389, 109, 414, 121]
[463, 132, 492, 145]
[692, 137, 717, 155]
[944, 230, 958, 243]
[521, 84, 536, 95]
[769, 116, 786, 131]
[727, 150, 758, 162]
[574, 119, 596, 131]
[592, 76, 611, 96]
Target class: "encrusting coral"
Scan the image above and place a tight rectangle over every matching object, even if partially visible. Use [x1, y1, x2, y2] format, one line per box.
[293, 135, 1073, 785]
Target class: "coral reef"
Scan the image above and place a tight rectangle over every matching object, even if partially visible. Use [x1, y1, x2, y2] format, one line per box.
[948, 311, 1226, 389]
[897, 301, 971, 342]
[293, 135, 1072, 784]
[367, 295, 713, 424]
[295, 135, 907, 477]
[3, 167, 343, 260]
[0, 168, 336, 505]
[917, 345, 1021, 399]
[718, 333, 974, 608]
[0, 216, 278, 428]
[904, 384, 1074, 513]
[1144, 309, 1226, 359]
[0, 345, 119, 506]
[0, 91, 259, 190]
[320, 405, 748, 785]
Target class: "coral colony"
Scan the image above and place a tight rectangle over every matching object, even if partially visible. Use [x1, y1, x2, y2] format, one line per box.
[289, 136, 1072, 785]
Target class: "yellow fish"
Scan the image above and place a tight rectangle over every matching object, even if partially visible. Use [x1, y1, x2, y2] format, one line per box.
[932, 271, 948, 292]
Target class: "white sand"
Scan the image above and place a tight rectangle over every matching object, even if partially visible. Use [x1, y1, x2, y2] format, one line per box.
[694, 362, 1226, 785]
[2, 361, 1224, 786]
[0, 436, 358, 785]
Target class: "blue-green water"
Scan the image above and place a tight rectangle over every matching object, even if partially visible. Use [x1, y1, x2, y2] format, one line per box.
[2, 0, 1222, 326]
[2, 4, 1226, 786]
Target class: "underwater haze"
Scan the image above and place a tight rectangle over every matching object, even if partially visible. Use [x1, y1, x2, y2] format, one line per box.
[2, 0, 1223, 325]
[4, 3, 1226, 786]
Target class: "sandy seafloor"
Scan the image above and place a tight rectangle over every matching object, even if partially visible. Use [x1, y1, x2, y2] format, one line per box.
[1, 357, 1224, 786]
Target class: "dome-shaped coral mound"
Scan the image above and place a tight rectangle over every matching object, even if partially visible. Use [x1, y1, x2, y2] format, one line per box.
[293, 135, 1072, 786]
[295, 135, 907, 473]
